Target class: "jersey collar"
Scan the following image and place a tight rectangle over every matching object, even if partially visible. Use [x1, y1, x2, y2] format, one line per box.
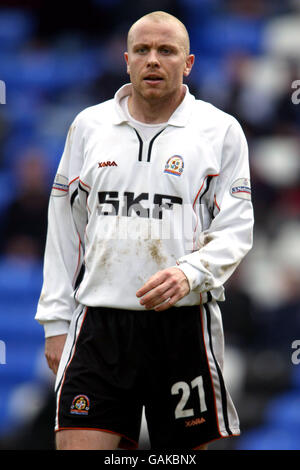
[113, 83, 195, 127]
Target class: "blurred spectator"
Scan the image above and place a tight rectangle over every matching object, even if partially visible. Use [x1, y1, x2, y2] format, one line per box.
[0, 149, 50, 260]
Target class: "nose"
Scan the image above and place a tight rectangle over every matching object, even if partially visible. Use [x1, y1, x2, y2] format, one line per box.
[147, 49, 160, 67]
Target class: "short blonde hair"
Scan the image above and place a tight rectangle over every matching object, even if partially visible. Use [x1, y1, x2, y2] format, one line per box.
[127, 11, 190, 56]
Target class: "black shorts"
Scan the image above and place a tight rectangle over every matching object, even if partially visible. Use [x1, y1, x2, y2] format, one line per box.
[55, 303, 240, 449]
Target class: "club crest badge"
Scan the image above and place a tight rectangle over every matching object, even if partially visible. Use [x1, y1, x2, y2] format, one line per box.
[51, 173, 69, 197]
[164, 155, 184, 176]
[230, 178, 251, 200]
[70, 395, 90, 415]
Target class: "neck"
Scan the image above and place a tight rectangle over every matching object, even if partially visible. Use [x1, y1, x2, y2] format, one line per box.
[128, 85, 186, 124]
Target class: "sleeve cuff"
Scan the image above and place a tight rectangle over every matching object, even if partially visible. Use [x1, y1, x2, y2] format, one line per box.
[176, 261, 204, 292]
[43, 320, 70, 338]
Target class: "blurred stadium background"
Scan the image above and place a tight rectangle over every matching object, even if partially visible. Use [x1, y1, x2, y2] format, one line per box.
[0, 0, 300, 451]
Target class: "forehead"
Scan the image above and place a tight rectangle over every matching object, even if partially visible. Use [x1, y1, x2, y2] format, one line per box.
[129, 19, 186, 50]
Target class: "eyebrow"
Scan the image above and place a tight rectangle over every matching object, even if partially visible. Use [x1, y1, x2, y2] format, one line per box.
[132, 42, 179, 51]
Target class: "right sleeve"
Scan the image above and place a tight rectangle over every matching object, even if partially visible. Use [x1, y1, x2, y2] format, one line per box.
[35, 116, 87, 338]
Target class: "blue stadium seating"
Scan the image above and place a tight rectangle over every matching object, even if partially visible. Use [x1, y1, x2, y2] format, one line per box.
[236, 425, 300, 450]
[264, 391, 300, 432]
[189, 15, 265, 57]
[0, 170, 16, 216]
[0, 9, 36, 50]
[1, 49, 100, 93]
[0, 258, 46, 436]
[236, 390, 300, 450]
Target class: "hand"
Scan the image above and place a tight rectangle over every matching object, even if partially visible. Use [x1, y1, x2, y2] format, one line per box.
[136, 267, 190, 312]
[45, 334, 67, 375]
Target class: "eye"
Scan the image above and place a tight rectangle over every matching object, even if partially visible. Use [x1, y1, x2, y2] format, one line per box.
[135, 46, 148, 54]
[160, 45, 176, 55]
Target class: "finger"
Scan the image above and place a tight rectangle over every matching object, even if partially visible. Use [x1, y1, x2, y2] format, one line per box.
[145, 291, 173, 310]
[45, 354, 52, 369]
[45, 354, 58, 375]
[141, 272, 189, 309]
[136, 280, 159, 298]
[154, 291, 183, 311]
[154, 286, 187, 311]
[136, 271, 167, 298]
[50, 361, 58, 375]
[154, 297, 173, 312]
[140, 282, 174, 308]
[154, 296, 174, 312]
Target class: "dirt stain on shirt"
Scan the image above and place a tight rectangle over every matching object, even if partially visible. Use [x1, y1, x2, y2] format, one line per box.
[148, 239, 167, 267]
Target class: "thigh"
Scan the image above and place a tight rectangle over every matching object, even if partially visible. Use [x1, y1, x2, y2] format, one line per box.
[56, 429, 121, 450]
[144, 303, 240, 449]
[55, 306, 143, 450]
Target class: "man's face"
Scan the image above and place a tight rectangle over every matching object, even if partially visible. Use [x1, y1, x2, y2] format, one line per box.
[124, 19, 194, 103]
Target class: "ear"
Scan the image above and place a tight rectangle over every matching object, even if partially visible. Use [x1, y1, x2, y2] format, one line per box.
[124, 52, 130, 75]
[183, 54, 195, 77]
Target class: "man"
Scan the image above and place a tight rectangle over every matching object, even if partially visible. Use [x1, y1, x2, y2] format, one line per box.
[35, 11, 254, 450]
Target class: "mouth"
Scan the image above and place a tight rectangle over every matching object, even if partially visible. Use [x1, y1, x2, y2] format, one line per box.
[143, 75, 164, 84]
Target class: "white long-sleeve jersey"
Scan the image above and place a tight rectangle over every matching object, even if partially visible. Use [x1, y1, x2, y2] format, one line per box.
[35, 84, 254, 338]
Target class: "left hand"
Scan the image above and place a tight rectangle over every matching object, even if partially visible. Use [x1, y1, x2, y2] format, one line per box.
[136, 267, 190, 311]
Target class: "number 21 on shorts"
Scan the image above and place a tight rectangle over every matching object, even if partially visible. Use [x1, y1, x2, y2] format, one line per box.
[171, 375, 207, 419]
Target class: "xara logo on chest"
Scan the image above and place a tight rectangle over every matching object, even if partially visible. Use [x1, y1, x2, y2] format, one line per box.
[98, 161, 118, 168]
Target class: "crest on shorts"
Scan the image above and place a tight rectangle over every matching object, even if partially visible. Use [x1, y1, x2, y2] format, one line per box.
[164, 155, 184, 176]
[70, 394, 90, 415]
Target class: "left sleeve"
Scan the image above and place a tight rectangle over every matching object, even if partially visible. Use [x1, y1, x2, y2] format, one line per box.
[35, 115, 87, 337]
[177, 118, 254, 297]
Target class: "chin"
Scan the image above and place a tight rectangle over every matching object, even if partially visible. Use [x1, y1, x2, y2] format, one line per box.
[142, 88, 166, 101]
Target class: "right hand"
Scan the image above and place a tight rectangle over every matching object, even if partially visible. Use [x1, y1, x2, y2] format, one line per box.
[45, 334, 67, 375]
